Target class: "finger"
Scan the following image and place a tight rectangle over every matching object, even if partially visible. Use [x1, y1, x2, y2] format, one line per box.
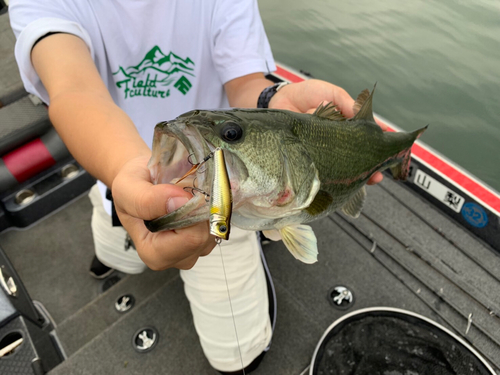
[199, 244, 215, 256]
[148, 224, 216, 270]
[367, 172, 384, 185]
[299, 80, 355, 116]
[171, 239, 217, 269]
[119, 182, 192, 220]
[112, 158, 193, 220]
[121, 215, 215, 270]
[331, 87, 355, 118]
[305, 100, 329, 114]
[172, 255, 200, 270]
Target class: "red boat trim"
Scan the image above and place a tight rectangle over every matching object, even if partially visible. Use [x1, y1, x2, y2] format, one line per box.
[3, 138, 56, 183]
[410, 143, 500, 215]
[274, 63, 500, 216]
[274, 65, 306, 83]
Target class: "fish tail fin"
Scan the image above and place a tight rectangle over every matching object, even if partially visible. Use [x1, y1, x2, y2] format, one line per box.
[413, 125, 428, 140]
[390, 125, 428, 180]
[390, 148, 412, 180]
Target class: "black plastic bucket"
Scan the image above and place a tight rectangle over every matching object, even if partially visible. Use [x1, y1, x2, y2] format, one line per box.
[310, 307, 495, 375]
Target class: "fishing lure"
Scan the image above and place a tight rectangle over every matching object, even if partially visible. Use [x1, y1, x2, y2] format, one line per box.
[209, 148, 233, 241]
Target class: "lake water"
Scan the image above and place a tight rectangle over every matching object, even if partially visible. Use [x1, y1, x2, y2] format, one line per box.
[260, 0, 500, 192]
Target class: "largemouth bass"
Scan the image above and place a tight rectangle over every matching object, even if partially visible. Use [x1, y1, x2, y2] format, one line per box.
[145, 86, 427, 263]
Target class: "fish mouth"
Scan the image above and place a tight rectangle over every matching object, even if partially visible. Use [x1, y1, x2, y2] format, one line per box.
[148, 121, 213, 186]
[145, 121, 214, 232]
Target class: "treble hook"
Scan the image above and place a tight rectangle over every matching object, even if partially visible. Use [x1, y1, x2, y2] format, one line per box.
[197, 163, 208, 174]
[187, 153, 197, 166]
[183, 186, 210, 202]
[176, 150, 215, 185]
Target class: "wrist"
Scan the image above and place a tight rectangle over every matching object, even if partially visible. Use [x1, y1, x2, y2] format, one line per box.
[257, 82, 289, 108]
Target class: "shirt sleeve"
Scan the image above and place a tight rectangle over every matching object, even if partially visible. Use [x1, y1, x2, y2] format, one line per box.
[9, 0, 95, 104]
[211, 0, 276, 85]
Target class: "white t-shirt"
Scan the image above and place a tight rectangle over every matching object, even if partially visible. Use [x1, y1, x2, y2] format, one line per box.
[9, 0, 276, 214]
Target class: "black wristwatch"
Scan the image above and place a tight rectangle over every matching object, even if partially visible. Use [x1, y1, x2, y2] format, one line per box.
[257, 82, 289, 108]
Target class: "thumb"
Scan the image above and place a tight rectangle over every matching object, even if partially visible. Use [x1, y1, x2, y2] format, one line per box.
[112, 157, 193, 220]
[115, 181, 193, 220]
[167, 195, 190, 213]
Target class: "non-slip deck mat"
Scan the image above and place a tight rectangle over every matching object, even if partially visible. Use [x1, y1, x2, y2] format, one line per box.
[0, 178, 498, 374]
[0, 12, 26, 106]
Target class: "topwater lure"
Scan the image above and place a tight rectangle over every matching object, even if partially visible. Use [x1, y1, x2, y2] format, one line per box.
[209, 148, 233, 241]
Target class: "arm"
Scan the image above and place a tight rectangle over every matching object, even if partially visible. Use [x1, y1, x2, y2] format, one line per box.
[32, 33, 215, 270]
[225, 75, 386, 185]
[32, 34, 149, 186]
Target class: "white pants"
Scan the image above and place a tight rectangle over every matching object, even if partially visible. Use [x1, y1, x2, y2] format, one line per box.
[89, 185, 272, 371]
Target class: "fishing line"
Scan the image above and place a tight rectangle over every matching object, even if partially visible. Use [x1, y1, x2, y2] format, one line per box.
[217, 240, 246, 374]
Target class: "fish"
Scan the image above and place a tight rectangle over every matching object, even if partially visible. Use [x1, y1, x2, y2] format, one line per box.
[144, 86, 427, 263]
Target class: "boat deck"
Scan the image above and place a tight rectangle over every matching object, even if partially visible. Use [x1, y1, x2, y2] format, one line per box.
[1, 175, 498, 374]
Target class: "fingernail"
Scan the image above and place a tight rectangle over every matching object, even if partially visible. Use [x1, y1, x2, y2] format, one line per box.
[167, 197, 189, 213]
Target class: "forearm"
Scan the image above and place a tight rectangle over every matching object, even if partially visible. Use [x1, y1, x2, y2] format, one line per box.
[31, 33, 149, 187]
[48, 91, 150, 187]
[225, 72, 274, 108]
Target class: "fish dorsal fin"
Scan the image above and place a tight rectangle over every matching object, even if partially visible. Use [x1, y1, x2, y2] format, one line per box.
[305, 190, 333, 217]
[352, 89, 370, 115]
[313, 102, 346, 121]
[341, 186, 366, 218]
[280, 225, 318, 264]
[352, 84, 376, 122]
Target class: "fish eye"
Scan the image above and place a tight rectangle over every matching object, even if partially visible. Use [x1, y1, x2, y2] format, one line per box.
[220, 122, 243, 143]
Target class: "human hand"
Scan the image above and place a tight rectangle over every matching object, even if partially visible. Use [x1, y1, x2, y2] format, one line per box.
[269, 79, 388, 185]
[111, 155, 216, 270]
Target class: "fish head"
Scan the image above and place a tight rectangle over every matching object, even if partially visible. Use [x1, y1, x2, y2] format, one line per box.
[146, 108, 320, 232]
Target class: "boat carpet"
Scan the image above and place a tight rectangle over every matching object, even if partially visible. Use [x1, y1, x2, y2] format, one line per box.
[0, 178, 498, 374]
[0, 194, 100, 324]
[0, 12, 26, 106]
[47, 217, 445, 375]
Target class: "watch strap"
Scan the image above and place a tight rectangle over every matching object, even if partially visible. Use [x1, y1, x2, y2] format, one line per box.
[257, 82, 289, 108]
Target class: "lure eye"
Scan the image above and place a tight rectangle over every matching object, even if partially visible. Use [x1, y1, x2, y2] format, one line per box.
[220, 122, 243, 143]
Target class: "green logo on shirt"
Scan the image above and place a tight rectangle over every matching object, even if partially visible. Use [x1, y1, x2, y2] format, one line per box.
[113, 46, 195, 99]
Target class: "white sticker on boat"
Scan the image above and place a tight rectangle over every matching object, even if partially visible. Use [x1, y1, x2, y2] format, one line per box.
[414, 169, 465, 213]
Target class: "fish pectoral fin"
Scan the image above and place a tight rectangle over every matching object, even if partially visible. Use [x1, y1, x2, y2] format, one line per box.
[352, 84, 376, 123]
[305, 190, 333, 217]
[313, 102, 346, 121]
[280, 225, 318, 264]
[341, 186, 366, 218]
[262, 229, 282, 241]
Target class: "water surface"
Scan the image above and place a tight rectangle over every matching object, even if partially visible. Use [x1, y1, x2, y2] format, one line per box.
[260, 0, 500, 191]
